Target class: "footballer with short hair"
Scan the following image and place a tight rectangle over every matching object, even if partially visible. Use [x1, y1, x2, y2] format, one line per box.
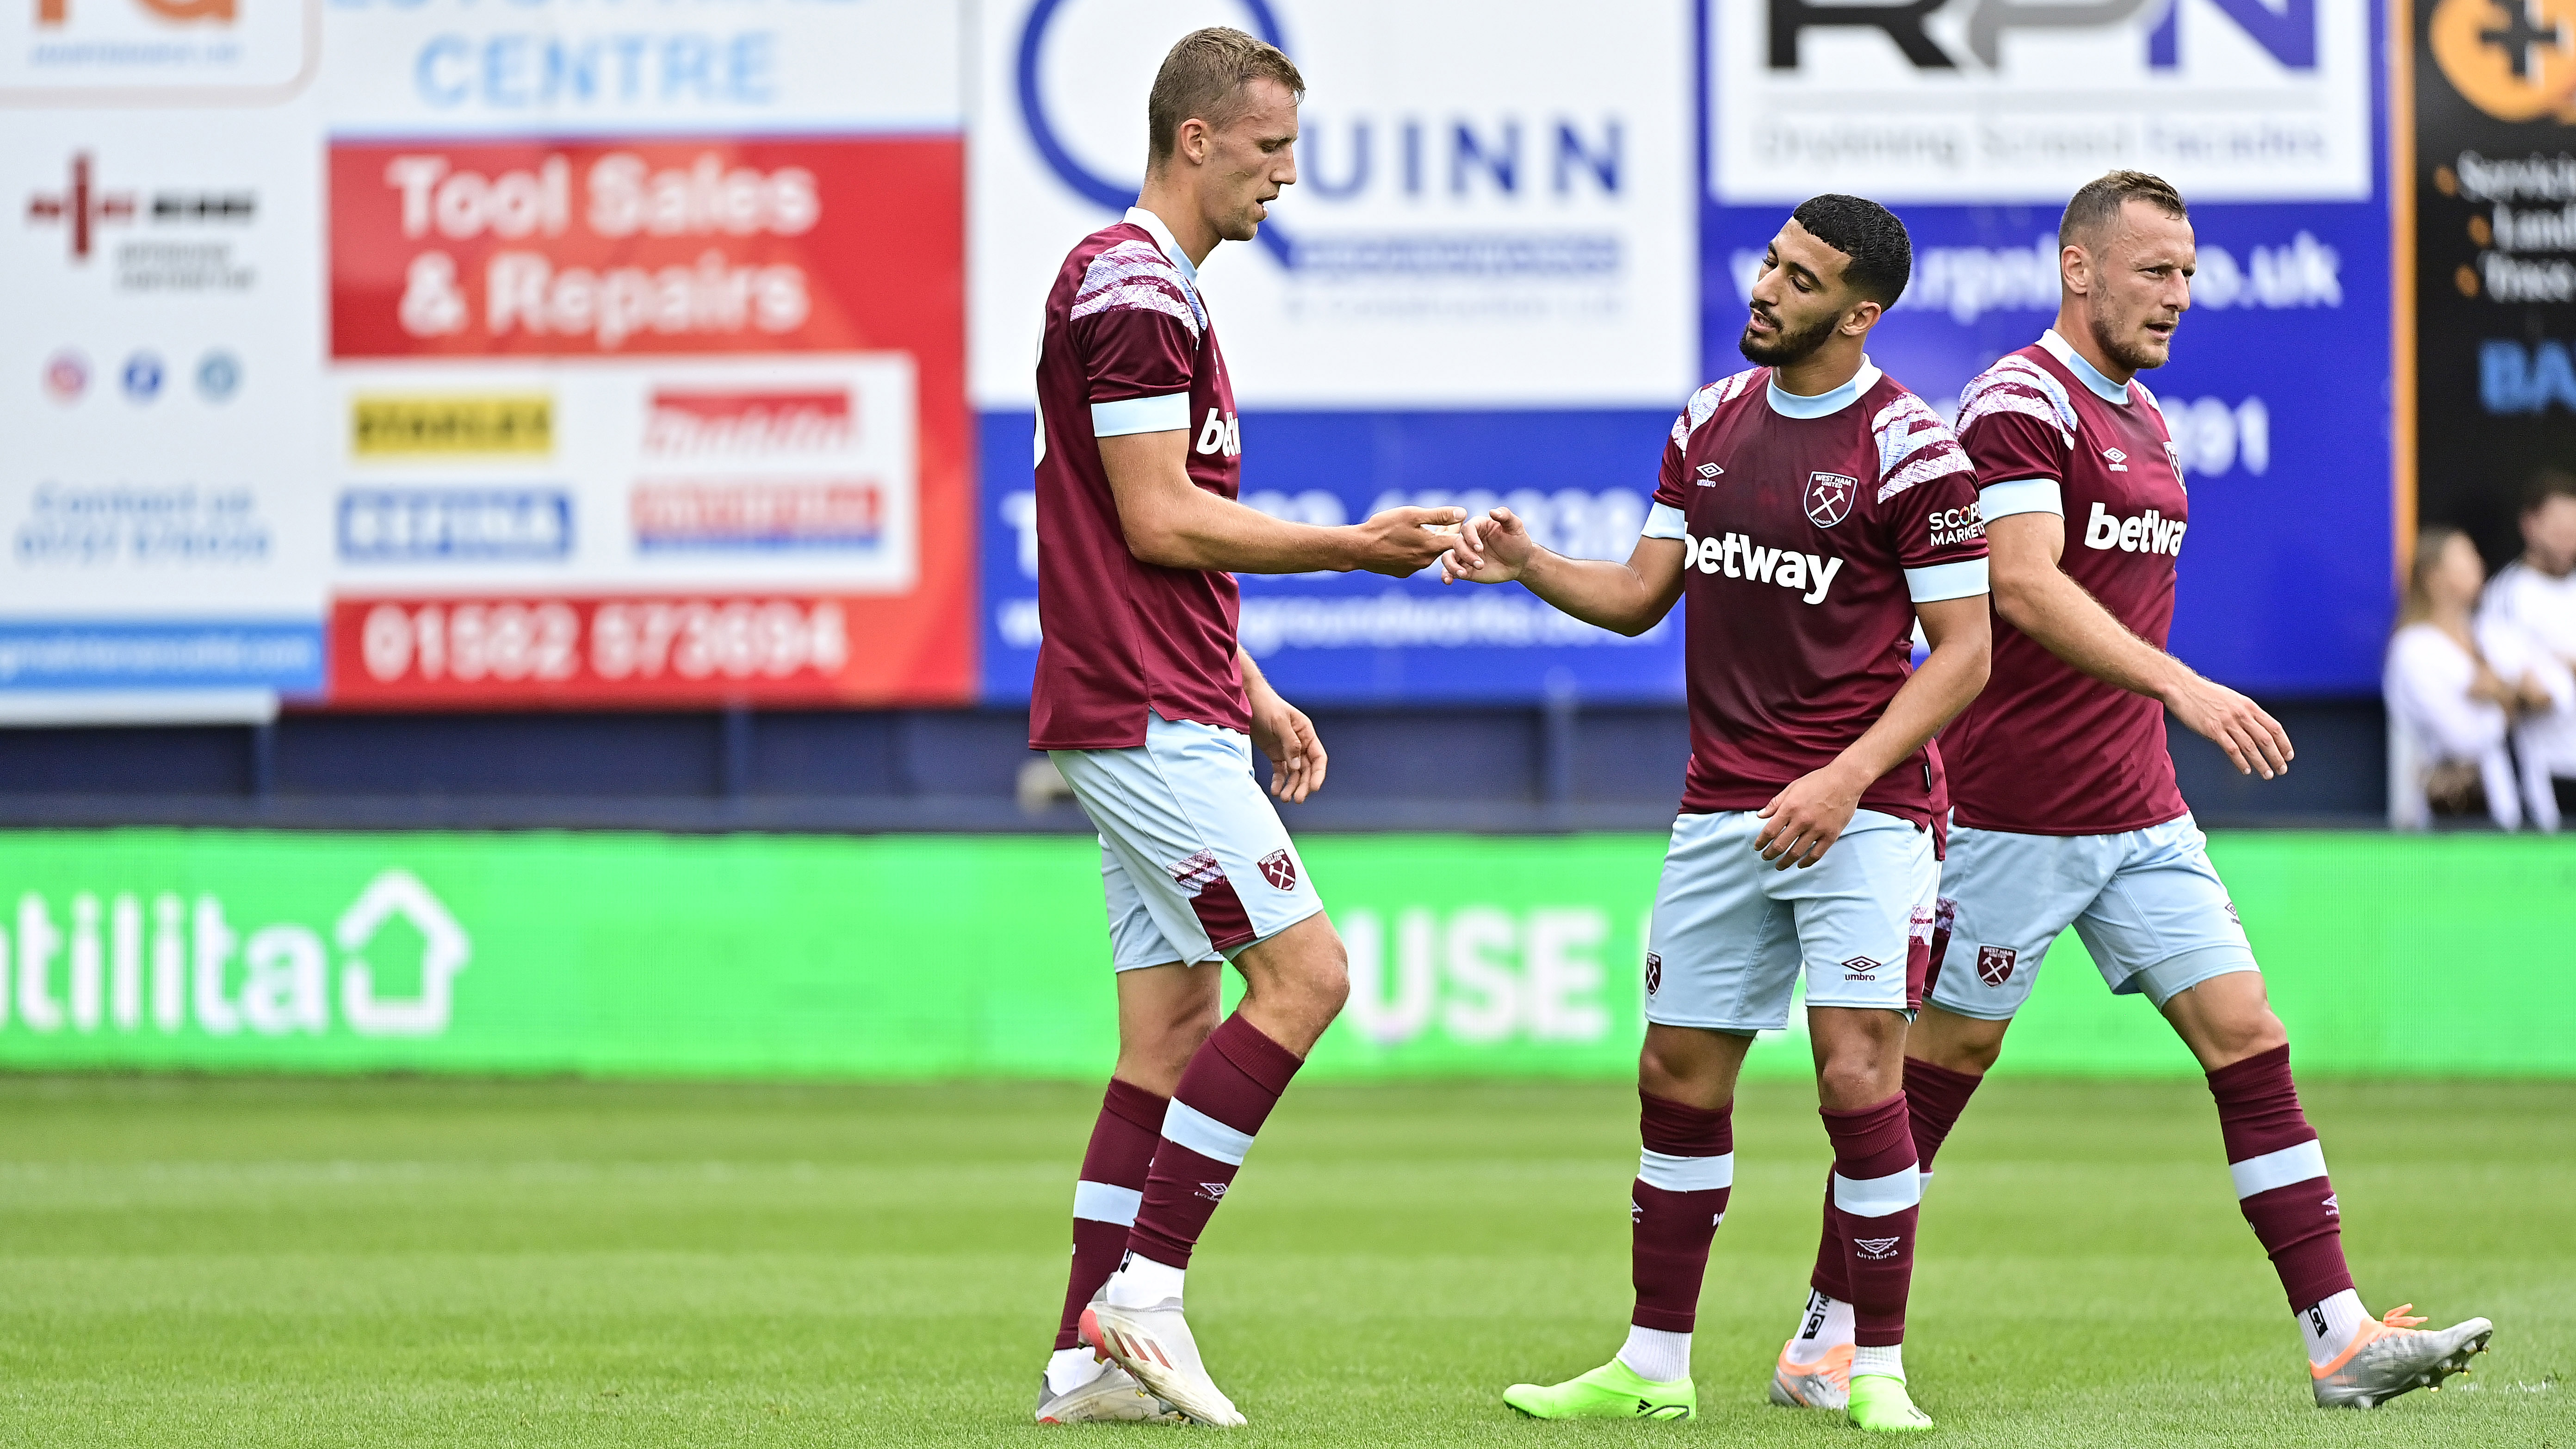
[1023, 25, 1467, 1429]
[1768, 170, 2495, 1415]
[1443, 193, 1991, 1433]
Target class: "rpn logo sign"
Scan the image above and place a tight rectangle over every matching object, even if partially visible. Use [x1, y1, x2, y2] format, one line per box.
[1766, 0, 2314, 72]
[1710, 0, 2371, 204]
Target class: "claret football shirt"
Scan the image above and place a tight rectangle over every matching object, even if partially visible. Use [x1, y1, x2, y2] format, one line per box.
[1940, 329, 2192, 835]
[1647, 359, 1990, 826]
[1029, 207, 1249, 751]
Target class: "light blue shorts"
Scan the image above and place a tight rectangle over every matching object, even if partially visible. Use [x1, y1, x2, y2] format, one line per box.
[1924, 813, 2257, 1019]
[1645, 809, 1939, 1033]
[1052, 713, 1326, 972]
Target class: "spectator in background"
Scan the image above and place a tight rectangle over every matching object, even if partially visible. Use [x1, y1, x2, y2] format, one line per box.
[2387, 526, 2573, 830]
[2479, 469, 2576, 820]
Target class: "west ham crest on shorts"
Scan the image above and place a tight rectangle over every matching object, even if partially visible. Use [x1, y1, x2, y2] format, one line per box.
[1257, 848, 1298, 891]
[1975, 945, 2017, 986]
[1645, 952, 1662, 996]
[1804, 471, 1857, 529]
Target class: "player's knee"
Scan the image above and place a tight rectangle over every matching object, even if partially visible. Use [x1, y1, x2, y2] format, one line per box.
[2218, 1006, 2288, 1063]
[1938, 1026, 2008, 1075]
[1636, 1031, 1734, 1108]
[1296, 934, 1350, 1022]
[1815, 1038, 1903, 1108]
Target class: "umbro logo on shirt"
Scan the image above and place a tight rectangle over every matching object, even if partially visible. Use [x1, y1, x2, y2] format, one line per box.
[1696, 463, 1723, 484]
[2103, 447, 2130, 471]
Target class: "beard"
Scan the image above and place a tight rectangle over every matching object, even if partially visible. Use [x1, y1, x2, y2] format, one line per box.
[1739, 305, 1839, 367]
[2087, 305, 2173, 373]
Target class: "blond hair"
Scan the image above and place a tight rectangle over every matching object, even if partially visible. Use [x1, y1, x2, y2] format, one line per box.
[2397, 524, 2471, 630]
[2060, 170, 2189, 250]
[1147, 27, 1304, 168]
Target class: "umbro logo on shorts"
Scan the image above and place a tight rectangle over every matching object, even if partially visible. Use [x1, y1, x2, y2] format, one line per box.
[1855, 1236, 1901, 1260]
[1645, 952, 1662, 996]
[1841, 955, 1879, 981]
[1976, 945, 2016, 986]
[1257, 848, 1298, 891]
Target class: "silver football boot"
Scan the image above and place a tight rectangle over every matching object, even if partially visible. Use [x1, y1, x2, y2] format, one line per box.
[2311, 1305, 2493, 1409]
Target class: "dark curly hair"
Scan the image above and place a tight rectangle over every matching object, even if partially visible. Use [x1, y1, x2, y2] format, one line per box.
[1789, 194, 1913, 308]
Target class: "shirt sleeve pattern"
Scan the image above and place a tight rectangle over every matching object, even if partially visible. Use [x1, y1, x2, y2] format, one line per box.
[1070, 240, 1201, 411]
[1957, 355, 2079, 450]
[1070, 240, 1203, 339]
[1655, 368, 1762, 508]
[1869, 391, 1974, 502]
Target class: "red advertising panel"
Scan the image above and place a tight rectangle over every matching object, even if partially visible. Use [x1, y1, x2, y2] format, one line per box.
[330, 593, 962, 708]
[324, 136, 972, 708]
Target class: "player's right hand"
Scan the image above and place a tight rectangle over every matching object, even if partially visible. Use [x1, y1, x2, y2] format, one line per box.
[1438, 507, 1539, 586]
[2167, 671, 2293, 780]
[1347, 506, 1468, 578]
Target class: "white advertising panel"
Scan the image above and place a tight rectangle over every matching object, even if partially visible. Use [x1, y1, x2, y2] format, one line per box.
[328, 355, 917, 592]
[3, 0, 971, 718]
[1711, 0, 2374, 204]
[971, 0, 1697, 409]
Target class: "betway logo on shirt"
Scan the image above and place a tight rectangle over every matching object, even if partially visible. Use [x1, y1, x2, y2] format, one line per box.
[2083, 501, 2186, 557]
[1681, 527, 1844, 604]
[1194, 407, 1240, 458]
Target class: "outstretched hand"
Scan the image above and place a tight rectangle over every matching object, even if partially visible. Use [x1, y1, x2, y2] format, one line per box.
[1349, 506, 1468, 578]
[1439, 506, 1541, 585]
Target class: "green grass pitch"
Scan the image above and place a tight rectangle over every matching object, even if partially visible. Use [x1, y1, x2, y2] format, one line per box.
[0, 1075, 2564, 1446]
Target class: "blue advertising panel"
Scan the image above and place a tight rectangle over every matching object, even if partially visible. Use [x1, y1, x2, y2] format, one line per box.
[1703, 0, 2394, 696]
[971, 0, 1700, 706]
[978, 408, 1684, 705]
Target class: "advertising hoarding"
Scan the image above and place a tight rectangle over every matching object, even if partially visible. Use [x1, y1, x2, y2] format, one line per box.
[1, 0, 973, 718]
[1704, 0, 2398, 694]
[0, 829, 2563, 1079]
[2404, 0, 2576, 569]
[972, 0, 1697, 705]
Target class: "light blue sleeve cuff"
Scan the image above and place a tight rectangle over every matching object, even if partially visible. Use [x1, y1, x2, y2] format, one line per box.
[1090, 393, 1193, 437]
[1642, 502, 1689, 540]
[1979, 477, 2063, 519]
[1905, 557, 1990, 602]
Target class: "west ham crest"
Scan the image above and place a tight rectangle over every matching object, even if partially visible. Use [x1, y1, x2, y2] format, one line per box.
[1257, 848, 1299, 891]
[1805, 471, 1857, 528]
[1975, 945, 2017, 986]
[1645, 952, 1662, 996]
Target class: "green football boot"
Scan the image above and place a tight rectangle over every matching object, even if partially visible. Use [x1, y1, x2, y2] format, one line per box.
[1503, 1358, 1695, 1421]
[1847, 1373, 1933, 1433]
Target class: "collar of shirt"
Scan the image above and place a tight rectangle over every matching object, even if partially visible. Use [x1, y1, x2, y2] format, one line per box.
[2038, 328, 2134, 405]
[1124, 206, 1200, 289]
[1765, 355, 1882, 420]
